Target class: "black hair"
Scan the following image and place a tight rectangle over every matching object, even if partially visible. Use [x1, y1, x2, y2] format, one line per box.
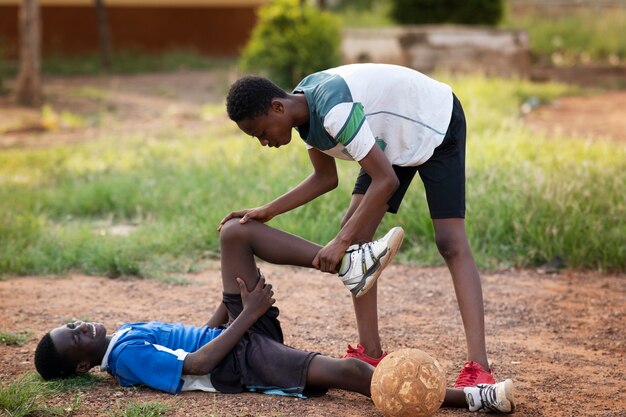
[34, 333, 78, 380]
[226, 75, 288, 122]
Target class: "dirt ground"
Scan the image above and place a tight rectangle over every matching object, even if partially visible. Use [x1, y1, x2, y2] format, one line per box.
[0, 68, 625, 416]
[1, 266, 624, 416]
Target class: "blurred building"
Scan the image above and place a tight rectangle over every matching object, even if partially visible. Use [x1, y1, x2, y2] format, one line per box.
[343, 26, 530, 78]
[0, 0, 267, 58]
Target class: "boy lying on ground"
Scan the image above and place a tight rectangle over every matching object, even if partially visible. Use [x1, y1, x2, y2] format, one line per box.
[34, 220, 515, 413]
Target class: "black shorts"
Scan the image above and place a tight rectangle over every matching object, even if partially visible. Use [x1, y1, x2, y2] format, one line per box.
[352, 94, 467, 218]
[209, 293, 325, 397]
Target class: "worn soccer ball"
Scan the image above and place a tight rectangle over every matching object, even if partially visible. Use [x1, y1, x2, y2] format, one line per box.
[371, 348, 446, 417]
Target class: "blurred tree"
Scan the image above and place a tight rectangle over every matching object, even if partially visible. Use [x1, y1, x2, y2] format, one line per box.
[240, 0, 341, 88]
[329, 0, 378, 11]
[14, 0, 42, 106]
[390, 0, 504, 26]
[94, 0, 112, 69]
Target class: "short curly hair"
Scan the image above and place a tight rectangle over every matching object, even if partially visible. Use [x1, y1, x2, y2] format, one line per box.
[226, 76, 287, 122]
[34, 332, 78, 380]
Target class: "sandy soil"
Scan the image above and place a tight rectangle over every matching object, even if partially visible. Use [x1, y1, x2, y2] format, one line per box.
[1, 68, 625, 416]
[522, 90, 626, 142]
[1, 265, 624, 416]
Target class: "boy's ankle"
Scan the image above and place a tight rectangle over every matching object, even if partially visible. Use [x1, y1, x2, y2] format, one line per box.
[342, 344, 388, 366]
[363, 347, 383, 359]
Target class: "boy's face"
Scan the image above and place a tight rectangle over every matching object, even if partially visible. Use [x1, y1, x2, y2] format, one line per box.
[50, 321, 108, 371]
[237, 100, 293, 148]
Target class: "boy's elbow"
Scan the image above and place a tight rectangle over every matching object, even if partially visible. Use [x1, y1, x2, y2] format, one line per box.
[385, 176, 400, 196]
[183, 355, 214, 376]
[327, 176, 339, 191]
[317, 172, 338, 192]
[391, 177, 400, 192]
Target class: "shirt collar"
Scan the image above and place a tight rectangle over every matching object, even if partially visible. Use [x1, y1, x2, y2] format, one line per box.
[99, 326, 131, 372]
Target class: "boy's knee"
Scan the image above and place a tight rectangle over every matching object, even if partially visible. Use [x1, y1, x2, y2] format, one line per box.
[219, 219, 249, 245]
[434, 234, 466, 261]
[342, 357, 374, 379]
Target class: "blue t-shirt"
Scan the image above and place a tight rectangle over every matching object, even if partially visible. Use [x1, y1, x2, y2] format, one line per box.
[104, 321, 223, 394]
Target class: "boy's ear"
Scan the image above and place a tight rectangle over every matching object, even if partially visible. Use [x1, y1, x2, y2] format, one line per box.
[75, 360, 92, 374]
[270, 99, 285, 114]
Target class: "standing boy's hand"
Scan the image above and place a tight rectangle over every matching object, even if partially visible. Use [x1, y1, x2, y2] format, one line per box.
[313, 237, 350, 273]
[237, 276, 275, 320]
[218, 206, 274, 231]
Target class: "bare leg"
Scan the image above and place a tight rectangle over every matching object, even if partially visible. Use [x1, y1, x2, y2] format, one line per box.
[306, 354, 468, 409]
[205, 303, 228, 327]
[219, 218, 322, 293]
[306, 356, 373, 396]
[432, 218, 489, 370]
[442, 389, 469, 408]
[340, 194, 388, 358]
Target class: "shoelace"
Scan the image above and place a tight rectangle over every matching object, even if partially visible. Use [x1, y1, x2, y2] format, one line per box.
[345, 344, 365, 355]
[457, 362, 482, 386]
[478, 384, 499, 412]
[356, 242, 378, 273]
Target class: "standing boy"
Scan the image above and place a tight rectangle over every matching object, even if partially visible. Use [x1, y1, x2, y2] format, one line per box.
[224, 63, 494, 387]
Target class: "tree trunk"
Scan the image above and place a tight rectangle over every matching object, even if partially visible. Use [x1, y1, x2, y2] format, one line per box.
[14, 0, 42, 107]
[94, 0, 112, 69]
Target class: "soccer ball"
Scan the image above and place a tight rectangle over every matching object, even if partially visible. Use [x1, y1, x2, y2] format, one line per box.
[370, 348, 446, 417]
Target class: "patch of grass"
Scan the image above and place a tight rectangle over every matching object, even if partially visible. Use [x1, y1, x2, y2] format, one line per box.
[106, 400, 169, 417]
[44, 372, 103, 392]
[0, 330, 33, 346]
[0, 50, 234, 78]
[0, 374, 62, 417]
[338, 1, 395, 28]
[0, 75, 624, 274]
[502, 4, 626, 65]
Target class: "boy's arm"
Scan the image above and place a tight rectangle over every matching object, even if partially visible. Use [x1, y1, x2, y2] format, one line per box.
[219, 149, 337, 228]
[182, 278, 274, 375]
[314, 144, 399, 272]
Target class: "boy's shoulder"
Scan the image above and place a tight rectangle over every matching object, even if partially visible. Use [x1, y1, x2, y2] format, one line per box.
[295, 72, 354, 116]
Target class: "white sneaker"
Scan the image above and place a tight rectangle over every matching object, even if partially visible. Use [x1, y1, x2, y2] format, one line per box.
[465, 379, 516, 413]
[337, 227, 404, 298]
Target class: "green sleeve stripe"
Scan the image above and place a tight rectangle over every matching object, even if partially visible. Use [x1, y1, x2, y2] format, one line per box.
[335, 103, 365, 146]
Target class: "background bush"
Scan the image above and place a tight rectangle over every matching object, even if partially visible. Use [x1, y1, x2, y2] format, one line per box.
[390, 0, 504, 25]
[239, 0, 341, 89]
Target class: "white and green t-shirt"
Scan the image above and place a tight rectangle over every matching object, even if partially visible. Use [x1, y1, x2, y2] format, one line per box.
[293, 63, 453, 167]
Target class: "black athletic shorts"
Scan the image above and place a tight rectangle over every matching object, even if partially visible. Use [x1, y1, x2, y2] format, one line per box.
[209, 293, 326, 397]
[352, 93, 467, 218]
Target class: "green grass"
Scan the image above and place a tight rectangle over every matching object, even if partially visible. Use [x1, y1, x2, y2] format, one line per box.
[0, 374, 62, 417]
[0, 331, 32, 346]
[0, 50, 234, 79]
[43, 373, 103, 393]
[0, 75, 624, 275]
[338, 1, 395, 28]
[502, 4, 626, 65]
[0, 372, 166, 417]
[0, 372, 167, 417]
[107, 401, 169, 417]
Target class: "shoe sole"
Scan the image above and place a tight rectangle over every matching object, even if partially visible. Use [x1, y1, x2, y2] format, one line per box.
[502, 379, 516, 413]
[355, 227, 404, 298]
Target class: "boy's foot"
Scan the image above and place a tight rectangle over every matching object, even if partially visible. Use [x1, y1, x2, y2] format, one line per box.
[337, 226, 404, 298]
[464, 379, 516, 413]
[455, 360, 496, 388]
[341, 344, 388, 366]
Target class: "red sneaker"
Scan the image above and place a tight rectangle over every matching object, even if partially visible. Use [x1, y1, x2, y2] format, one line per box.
[341, 344, 388, 366]
[454, 360, 496, 388]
